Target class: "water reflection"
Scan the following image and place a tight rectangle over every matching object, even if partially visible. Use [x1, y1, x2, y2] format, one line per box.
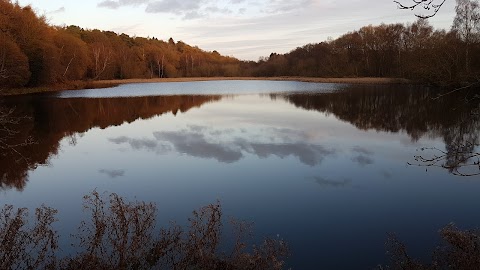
[311, 176, 352, 188]
[98, 169, 126, 178]
[108, 126, 336, 165]
[1, 84, 479, 191]
[108, 136, 172, 153]
[273, 85, 480, 175]
[0, 95, 221, 190]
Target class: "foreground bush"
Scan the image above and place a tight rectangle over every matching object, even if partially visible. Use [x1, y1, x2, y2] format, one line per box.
[0, 191, 288, 270]
[382, 224, 480, 270]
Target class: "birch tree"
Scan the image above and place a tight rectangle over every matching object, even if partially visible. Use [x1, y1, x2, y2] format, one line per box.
[452, 0, 480, 73]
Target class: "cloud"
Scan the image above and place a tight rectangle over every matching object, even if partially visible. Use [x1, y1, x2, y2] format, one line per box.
[49, 7, 66, 14]
[264, 0, 312, 14]
[145, 0, 201, 14]
[99, 169, 125, 178]
[98, 0, 121, 9]
[204, 6, 233, 15]
[98, 0, 149, 9]
[97, 0, 315, 21]
[98, 0, 233, 20]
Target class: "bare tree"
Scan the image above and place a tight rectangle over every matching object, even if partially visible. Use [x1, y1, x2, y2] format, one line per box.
[92, 44, 112, 80]
[452, 0, 480, 74]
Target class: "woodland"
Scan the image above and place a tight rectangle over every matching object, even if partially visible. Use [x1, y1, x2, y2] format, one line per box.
[1, 1, 480, 269]
[1, 0, 480, 93]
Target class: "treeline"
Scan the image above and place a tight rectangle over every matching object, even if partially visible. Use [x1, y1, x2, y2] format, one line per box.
[1, 0, 479, 90]
[254, 18, 480, 85]
[0, 0, 246, 89]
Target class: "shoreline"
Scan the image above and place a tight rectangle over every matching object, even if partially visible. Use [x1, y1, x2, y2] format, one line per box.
[1, 77, 411, 96]
[94, 76, 411, 85]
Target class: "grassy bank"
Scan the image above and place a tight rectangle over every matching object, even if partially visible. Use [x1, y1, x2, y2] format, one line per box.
[0, 77, 411, 96]
[0, 80, 120, 96]
[95, 76, 411, 85]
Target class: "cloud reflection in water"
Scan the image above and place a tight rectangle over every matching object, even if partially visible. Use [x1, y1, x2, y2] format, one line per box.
[98, 169, 126, 178]
[109, 126, 337, 166]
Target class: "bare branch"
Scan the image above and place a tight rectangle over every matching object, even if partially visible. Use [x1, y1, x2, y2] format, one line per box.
[394, 0, 447, 18]
[408, 143, 480, 176]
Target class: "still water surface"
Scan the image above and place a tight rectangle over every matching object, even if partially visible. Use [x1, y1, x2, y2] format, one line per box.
[2, 80, 479, 269]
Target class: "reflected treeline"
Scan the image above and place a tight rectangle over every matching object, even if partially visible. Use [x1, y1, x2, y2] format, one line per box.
[275, 85, 480, 175]
[2, 86, 479, 190]
[0, 95, 221, 190]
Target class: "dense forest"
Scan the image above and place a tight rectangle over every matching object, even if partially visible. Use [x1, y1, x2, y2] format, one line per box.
[1, 0, 479, 91]
[0, 0, 246, 89]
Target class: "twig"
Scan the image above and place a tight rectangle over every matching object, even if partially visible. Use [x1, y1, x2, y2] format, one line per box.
[394, 0, 447, 18]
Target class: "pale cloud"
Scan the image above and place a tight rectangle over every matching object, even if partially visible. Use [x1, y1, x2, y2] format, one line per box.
[97, 0, 315, 20]
[264, 0, 313, 14]
[98, 0, 233, 19]
[48, 6, 66, 14]
[98, 0, 149, 8]
[145, 0, 203, 14]
[204, 6, 233, 14]
[98, 1, 120, 9]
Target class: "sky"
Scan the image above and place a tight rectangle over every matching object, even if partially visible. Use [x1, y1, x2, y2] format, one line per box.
[17, 0, 457, 61]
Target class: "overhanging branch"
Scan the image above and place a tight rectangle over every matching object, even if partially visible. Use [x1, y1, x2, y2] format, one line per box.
[394, 0, 447, 18]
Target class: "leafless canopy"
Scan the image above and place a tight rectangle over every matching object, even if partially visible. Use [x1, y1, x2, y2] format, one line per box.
[394, 0, 447, 18]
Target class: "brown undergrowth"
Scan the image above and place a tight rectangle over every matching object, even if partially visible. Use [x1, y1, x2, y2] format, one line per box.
[381, 224, 480, 270]
[0, 191, 289, 270]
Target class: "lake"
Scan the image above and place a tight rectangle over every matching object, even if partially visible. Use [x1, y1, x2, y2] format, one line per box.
[1, 80, 479, 269]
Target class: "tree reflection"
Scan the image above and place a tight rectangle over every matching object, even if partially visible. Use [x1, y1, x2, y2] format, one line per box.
[0, 95, 221, 190]
[0, 191, 289, 270]
[1, 86, 479, 192]
[0, 104, 36, 190]
[275, 85, 480, 176]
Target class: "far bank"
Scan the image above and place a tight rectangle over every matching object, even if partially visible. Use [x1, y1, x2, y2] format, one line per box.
[0, 77, 411, 96]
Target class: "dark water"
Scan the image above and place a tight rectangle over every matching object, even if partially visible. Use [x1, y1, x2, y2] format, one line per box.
[1, 81, 479, 269]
